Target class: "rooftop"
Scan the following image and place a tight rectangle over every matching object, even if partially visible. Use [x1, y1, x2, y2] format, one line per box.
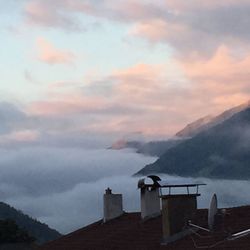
[39, 205, 250, 250]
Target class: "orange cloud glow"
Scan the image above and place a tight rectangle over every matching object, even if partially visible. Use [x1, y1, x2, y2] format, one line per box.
[25, 52, 250, 138]
[180, 46, 250, 109]
[130, 19, 187, 44]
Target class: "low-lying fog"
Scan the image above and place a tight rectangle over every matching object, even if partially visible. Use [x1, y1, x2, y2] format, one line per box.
[0, 147, 249, 234]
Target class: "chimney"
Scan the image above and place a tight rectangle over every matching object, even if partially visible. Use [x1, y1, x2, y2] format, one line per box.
[138, 176, 161, 219]
[160, 183, 205, 244]
[103, 188, 123, 223]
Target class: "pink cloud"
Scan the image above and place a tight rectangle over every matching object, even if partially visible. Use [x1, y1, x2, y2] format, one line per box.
[84, 55, 250, 135]
[0, 130, 39, 144]
[165, 0, 250, 11]
[25, 52, 250, 137]
[129, 19, 189, 45]
[24, 0, 81, 30]
[28, 99, 105, 116]
[36, 38, 75, 65]
[27, 87, 109, 116]
[22, 1, 250, 60]
[24, 0, 165, 28]
[180, 46, 250, 109]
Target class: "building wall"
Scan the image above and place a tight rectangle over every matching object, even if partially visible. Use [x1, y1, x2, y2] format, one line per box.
[103, 193, 123, 222]
[162, 194, 197, 239]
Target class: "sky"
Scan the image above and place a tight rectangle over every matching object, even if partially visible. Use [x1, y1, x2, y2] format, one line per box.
[2, 0, 250, 143]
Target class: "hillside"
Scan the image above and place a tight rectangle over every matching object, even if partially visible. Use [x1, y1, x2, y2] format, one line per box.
[136, 139, 184, 157]
[176, 101, 250, 138]
[175, 115, 215, 138]
[0, 219, 34, 243]
[110, 139, 184, 157]
[111, 102, 250, 158]
[0, 202, 61, 244]
[135, 108, 250, 180]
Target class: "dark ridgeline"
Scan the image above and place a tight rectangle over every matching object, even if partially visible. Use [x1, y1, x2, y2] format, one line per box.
[136, 107, 250, 179]
[176, 101, 250, 138]
[110, 101, 250, 158]
[0, 202, 61, 244]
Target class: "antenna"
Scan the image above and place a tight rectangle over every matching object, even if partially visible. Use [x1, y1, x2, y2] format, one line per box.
[208, 193, 218, 230]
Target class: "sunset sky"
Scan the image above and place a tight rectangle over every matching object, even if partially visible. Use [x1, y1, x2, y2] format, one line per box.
[1, 0, 250, 144]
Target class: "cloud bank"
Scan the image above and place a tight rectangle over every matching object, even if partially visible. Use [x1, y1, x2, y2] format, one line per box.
[1, 147, 249, 234]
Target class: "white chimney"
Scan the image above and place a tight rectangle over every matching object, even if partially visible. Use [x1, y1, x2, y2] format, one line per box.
[140, 187, 161, 219]
[103, 188, 123, 222]
[138, 176, 161, 219]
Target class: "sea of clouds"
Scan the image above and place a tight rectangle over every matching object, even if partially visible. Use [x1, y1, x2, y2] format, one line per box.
[0, 146, 249, 234]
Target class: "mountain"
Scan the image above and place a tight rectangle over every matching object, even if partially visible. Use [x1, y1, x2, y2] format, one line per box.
[175, 115, 214, 138]
[176, 101, 250, 138]
[136, 139, 184, 157]
[135, 107, 250, 180]
[0, 202, 61, 244]
[0, 219, 35, 244]
[111, 102, 250, 158]
[110, 139, 184, 157]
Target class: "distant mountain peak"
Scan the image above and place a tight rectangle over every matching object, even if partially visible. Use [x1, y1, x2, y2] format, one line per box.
[176, 100, 250, 138]
[136, 104, 250, 180]
[176, 115, 214, 138]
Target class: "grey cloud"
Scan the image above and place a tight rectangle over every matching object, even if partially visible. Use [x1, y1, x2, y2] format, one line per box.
[1, 148, 156, 233]
[128, 2, 250, 56]
[186, 5, 250, 40]
[16, 1, 250, 55]
[19, 1, 165, 31]
[171, 4, 250, 55]
[0, 102, 28, 134]
[0, 147, 156, 198]
[83, 79, 115, 98]
[23, 0, 84, 31]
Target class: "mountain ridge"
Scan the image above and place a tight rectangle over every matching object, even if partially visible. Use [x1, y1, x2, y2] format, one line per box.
[0, 202, 61, 244]
[135, 107, 250, 180]
[176, 101, 250, 138]
[110, 101, 250, 158]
